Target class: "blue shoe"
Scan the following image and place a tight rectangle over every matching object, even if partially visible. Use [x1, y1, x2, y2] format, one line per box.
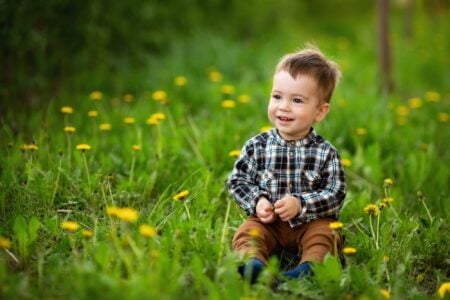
[238, 258, 265, 284]
[281, 261, 313, 279]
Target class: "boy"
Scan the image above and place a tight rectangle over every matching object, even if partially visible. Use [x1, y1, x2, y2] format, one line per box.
[227, 46, 346, 283]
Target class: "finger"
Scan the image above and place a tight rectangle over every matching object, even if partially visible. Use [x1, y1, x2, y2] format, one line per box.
[274, 201, 283, 208]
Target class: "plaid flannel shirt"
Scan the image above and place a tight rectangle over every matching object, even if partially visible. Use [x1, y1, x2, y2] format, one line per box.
[227, 128, 346, 227]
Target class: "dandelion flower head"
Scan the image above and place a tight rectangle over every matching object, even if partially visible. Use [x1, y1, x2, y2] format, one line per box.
[438, 282, 450, 298]
[64, 126, 76, 133]
[342, 247, 357, 255]
[61, 106, 74, 114]
[89, 91, 103, 101]
[76, 144, 91, 152]
[229, 150, 241, 158]
[329, 221, 344, 230]
[88, 110, 98, 118]
[364, 204, 379, 216]
[99, 123, 112, 131]
[173, 190, 189, 201]
[222, 100, 236, 108]
[0, 236, 11, 249]
[61, 220, 79, 232]
[174, 76, 187, 87]
[139, 224, 157, 238]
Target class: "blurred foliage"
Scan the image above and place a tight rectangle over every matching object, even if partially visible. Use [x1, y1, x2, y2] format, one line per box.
[1, 0, 449, 113]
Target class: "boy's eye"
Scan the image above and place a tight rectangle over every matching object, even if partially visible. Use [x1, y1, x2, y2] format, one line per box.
[272, 94, 281, 100]
[293, 98, 303, 103]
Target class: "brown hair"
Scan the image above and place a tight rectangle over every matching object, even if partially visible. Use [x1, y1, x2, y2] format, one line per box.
[275, 45, 341, 103]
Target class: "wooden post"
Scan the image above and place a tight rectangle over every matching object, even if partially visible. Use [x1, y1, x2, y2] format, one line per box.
[378, 0, 394, 94]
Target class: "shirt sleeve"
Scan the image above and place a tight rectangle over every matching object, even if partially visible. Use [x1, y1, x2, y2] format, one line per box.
[294, 150, 346, 223]
[226, 141, 270, 216]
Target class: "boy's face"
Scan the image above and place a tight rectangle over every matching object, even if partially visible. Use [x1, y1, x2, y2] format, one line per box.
[268, 71, 329, 141]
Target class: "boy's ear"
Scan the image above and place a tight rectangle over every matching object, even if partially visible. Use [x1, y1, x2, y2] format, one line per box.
[314, 103, 330, 123]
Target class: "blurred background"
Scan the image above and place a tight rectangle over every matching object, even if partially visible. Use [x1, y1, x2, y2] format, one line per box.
[1, 0, 449, 115]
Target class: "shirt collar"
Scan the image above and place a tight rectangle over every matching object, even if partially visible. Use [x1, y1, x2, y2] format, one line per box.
[270, 127, 317, 147]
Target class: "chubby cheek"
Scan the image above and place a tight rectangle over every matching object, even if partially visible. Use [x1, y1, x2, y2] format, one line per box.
[267, 104, 275, 123]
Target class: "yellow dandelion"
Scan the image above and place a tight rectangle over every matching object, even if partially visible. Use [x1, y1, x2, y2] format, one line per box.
[150, 112, 166, 120]
[146, 117, 160, 125]
[173, 190, 189, 201]
[124, 117, 135, 124]
[416, 273, 425, 283]
[238, 94, 250, 103]
[174, 76, 187, 87]
[99, 123, 112, 131]
[76, 144, 91, 152]
[89, 90, 103, 101]
[0, 236, 11, 249]
[61, 106, 74, 114]
[152, 90, 167, 102]
[248, 228, 260, 239]
[82, 229, 93, 238]
[61, 220, 79, 232]
[396, 105, 409, 117]
[379, 202, 387, 210]
[116, 207, 138, 223]
[438, 282, 450, 299]
[356, 127, 367, 136]
[132, 145, 142, 151]
[64, 126, 76, 133]
[341, 158, 352, 168]
[260, 126, 272, 132]
[221, 84, 235, 95]
[380, 288, 390, 300]
[123, 94, 134, 103]
[21, 144, 38, 151]
[384, 178, 393, 187]
[364, 204, 379, 216]
[106, 206, 120, 217]
[139, 224, 157, 238]
[425, 91, 440, 103]
[329, 221, 344, 230]
[438, 112, 449, 123]
[222, 100, 236, 108]
[208, 70, 222, 82]
[382, 197, 394, 204]
[88, 110, 98, 118]
[229, 150, 241, 158]
[408, 97, 422, 109]
[342, 247, 357, 255]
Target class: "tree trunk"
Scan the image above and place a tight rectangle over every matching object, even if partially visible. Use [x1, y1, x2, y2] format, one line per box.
[378, 0, 394, 94]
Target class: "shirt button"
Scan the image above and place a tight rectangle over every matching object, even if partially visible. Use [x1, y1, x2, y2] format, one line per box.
[289, 152, 294, 158]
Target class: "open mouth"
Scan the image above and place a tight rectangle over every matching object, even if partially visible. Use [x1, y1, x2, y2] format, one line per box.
[277, 116, 294, 121]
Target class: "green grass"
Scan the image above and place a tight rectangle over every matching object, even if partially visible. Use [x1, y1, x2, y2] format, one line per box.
[1, 11, 450, 300]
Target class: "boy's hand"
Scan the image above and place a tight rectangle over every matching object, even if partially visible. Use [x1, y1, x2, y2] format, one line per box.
[274, 195, 301, 222]
[256, 197, 276, 223]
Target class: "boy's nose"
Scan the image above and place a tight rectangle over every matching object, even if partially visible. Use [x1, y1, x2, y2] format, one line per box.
[279, 100, 291, 111]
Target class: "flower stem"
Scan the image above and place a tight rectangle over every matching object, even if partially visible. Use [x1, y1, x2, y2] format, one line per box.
[369, 215, 379, 250]
[376, 211, 380, 249]
[129, 154, 136, 185]
[49, 155, 62, 209]
[183, 202, 191, 220]
[82, 153, 91, 198]
[217, 196, 231, 265]
[421, 201, 433, 224]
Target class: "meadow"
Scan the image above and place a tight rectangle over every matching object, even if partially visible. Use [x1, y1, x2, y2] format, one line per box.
[1, 5, 450, 300]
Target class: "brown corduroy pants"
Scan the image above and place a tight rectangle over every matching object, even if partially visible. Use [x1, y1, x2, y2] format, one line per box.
[232, 216, 341, 265]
